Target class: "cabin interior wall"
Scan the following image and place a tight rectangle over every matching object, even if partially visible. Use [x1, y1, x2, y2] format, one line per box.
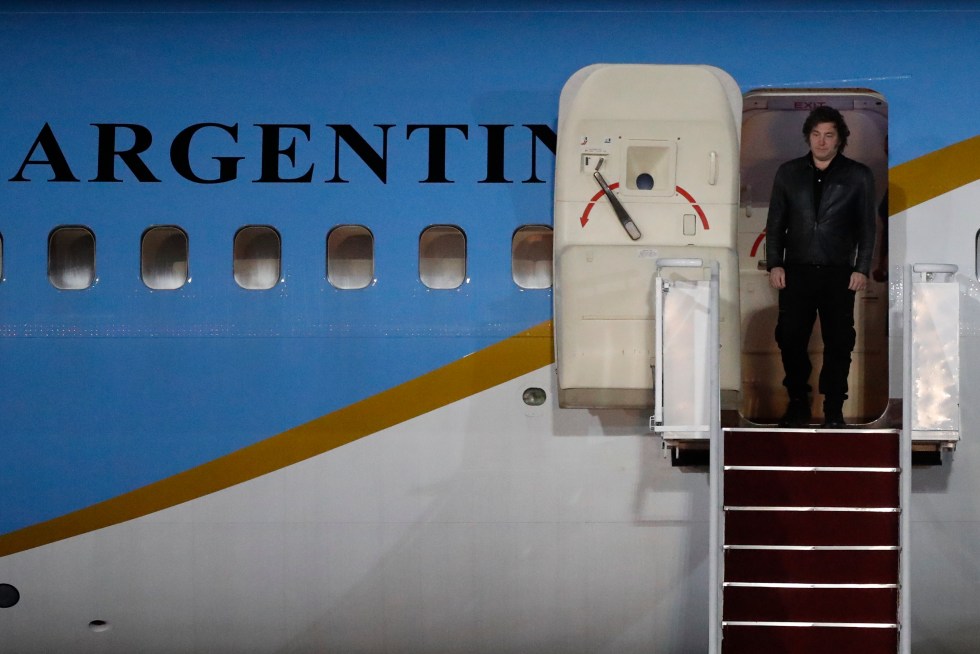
[738, 92, 889, 423]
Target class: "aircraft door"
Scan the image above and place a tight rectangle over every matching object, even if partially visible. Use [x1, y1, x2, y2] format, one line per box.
[738, 90, 889, 423]
[553, 65, 742, 412]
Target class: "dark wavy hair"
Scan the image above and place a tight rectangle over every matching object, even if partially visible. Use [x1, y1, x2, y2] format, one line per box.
[802, 106, 850, 153]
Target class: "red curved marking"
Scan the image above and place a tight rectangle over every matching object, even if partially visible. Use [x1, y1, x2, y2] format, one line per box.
[750, 230, 767, 258]
[579, 182, 620, 227]
[674, 185, 710, 230]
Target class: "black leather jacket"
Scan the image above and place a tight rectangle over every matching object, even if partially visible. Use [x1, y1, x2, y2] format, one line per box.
[765, 153, 876, 276]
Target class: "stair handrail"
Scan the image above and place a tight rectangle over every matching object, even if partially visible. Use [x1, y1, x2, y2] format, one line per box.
[653, 257, 723, 651]
[652, 258, 720, 435]
[900, 262, 959, 652]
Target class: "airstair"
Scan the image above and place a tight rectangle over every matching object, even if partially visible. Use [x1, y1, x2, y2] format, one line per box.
[639, 259, 970, 654]
[649, 259, 910, 653]
[716, 427, 903, 653]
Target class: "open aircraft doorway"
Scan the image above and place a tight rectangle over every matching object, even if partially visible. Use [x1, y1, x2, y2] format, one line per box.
[738, 88, 889, 425]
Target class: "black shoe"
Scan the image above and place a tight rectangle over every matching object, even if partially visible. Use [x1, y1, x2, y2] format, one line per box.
[778, 398, 811, 427]
[823, 411, 847, 429]
[822, 398, 846, 429]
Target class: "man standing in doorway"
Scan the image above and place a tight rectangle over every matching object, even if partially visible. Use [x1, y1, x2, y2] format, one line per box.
[766, 106, 876, 428]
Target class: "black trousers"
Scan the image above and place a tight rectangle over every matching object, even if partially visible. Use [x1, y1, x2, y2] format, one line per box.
[775, 265, 856, 401]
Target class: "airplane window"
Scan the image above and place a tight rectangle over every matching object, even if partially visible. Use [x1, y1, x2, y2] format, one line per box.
[48, 226, 96, 290]
[234, 226, 281, 290]
[512, 225, 553, 289]
[419, 225, 466, 289]
[327, 225, 374, 289]
[141, 226, 188, 290]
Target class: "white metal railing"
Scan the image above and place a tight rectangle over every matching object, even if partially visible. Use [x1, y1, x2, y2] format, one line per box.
[906, 263, 961, 446]
[651, 258, 720, 439]
[649, 257, 724, 651]
[899, 262, 959, 653]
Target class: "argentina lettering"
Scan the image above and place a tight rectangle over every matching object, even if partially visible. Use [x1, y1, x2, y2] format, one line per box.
[9, 122, 556, 185]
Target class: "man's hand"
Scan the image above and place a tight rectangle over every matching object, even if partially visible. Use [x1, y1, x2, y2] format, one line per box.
[769, 266, 786, 289]
[849, 272, 868, 292]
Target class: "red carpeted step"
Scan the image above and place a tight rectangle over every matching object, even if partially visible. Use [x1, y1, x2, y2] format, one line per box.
[724, 469, 898, 508]
[724, 548, 898, 584]
[724, 430, 898, 468]
[719, 428, 903, 650]
[722, 625, 897, 654]
[725, 510, 898, 546]
[723, 586, 897, 623]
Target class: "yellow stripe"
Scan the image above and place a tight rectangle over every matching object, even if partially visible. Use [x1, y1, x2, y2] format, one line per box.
[0, 322, 554, 557]
[889, 135, 980, 215]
